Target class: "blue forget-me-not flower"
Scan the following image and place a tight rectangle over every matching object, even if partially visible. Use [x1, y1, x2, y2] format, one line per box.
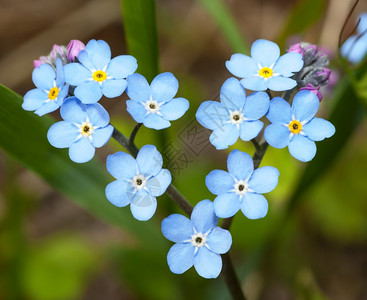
[64, 39, 137, 104]
[196, 77, 269, 149]
[126, 72, 189, 130]
[47, 97, 113, 163]
[264, 90, 335, 162]
[161, 200, 232, 279]
[105, 145, 171, 221]
[206, 150, 279, 219]
[23, 59, 69, 116]
[226, 39, 304, 91]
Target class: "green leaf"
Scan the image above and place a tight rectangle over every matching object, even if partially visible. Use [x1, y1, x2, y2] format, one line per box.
[197, 0, 249, 54]
[121, 0, 159, 81]
[0, 85, 164, 250]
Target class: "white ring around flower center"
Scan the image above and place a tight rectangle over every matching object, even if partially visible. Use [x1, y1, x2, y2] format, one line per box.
[79, 121, 94, 137]
[144, 99, 160, 114]
[234, 180, 249, 196]
[191, 232, 207, 248]
[131, 174, 147, 190]
[229, 110, 245, 125]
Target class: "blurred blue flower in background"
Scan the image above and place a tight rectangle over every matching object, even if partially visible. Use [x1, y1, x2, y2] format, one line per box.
[64, 39, 137, 104]
[161, 200, 232, 279]
[226, 39, 304, 91]
[206, 150, 279, 219]
[196, 77, 269, 149]
[126, 72, 189, 130]
[23, 59, 69, 116]
[47, 97, 113, 163]
[105, 145, 171, 221]
[264, 90, 335, 162]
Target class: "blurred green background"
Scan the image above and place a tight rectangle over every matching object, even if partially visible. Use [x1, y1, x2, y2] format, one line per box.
[0, 0, 367, 299]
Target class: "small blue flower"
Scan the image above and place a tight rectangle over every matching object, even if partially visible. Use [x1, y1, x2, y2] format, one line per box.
[161, 200, 232, 279]
[206, 150, 279, 219]
[340, 13, 367, 63]
[264, 90, 335, 162]
[196, 77, 269, 150]
[64, 39, 137, 104]
[226, 39, 304, 91]
[105, 145, 171, 221]
[47, 97, 113, 163]
[23, 59, 69, 116]
[126, 72, 189, 130]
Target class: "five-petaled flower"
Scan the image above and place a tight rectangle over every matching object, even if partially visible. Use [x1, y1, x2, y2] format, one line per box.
[206, 150, 279, 219]
[64, 39, 137, 104]
[23, 59, 69, 116]
[161, 200, 232, 279]
[105, 145, 171, 221]
[47, 97, 113, 163]
[264, 90, 335, 162]
[196, 77, 269, 149]
[126, 72, 189, 130]
[226, 39, 304, 91]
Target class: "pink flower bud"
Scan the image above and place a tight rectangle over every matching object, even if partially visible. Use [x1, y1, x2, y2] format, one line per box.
[288, 43, 305, 55]
[300, 84, 323, 101]
[50, 44, 65, 59]
[67, 40, 85, 61]
[33, 59, 44, 68]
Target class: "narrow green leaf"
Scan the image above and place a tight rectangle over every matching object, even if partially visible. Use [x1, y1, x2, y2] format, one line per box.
[0, 85, 164, 250]
[121, 0, 159, 81]
[197, 0, 249, 54]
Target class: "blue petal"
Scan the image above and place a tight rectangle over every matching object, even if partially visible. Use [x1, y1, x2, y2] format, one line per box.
[219, 77, 246, 111]
[146, 168, 171, 196]
[106, 55, 137, 79]
[288, 134, 316, 162]
[206, 227, 232, 254]
[35, 101, 60, 116]
[160, 97, 189, 121]
[239, 120, 263, 141]
[302, 118, 335, 141]
[68, 137, 95, 163]
[55, 58, 65, 86]
[266, 97, 291, 124]
[213, 192, 241, 218]
[143, 113, 171, 130]
[357, 13, 367, 32]
[60, 97, 87, 123]
[91, 125, 113, 147]
[126, 100, 146, 123]
[85, 39, 111, 70]
[210, 123, 239, 150]
[130, 189, 157, 221]
[242, 91, 269, 120]
[105, 180, 131, 207]
[74, 81, 102, 104]
[126, 73, 151, 103]
[64, 63, 91, 85]
[248, 166, 279, 193]
[22, 89, 48, 111]
[196, 101, 228, 131]
[47, 121, 79, 148]
[225, 53, 258, 78]
[167, 243, 194, 274]
[251, 39, 280, 67]
[191, 200, 218, 233]
[273, 52, 304, 77]
[264, 123, 290, 149]
[194, 247, 222, 279]
[161, 214, 194, 243]
[341, 35, 367, 63]
[106, 151, 137, 180]
[240, 77, 267, 91]
[136, 145, 162, 177]
[205, 170, 235, 195]
[102, 79, 127, 98]
[77, 50, 95, 70]
[241, 192, 268, 219]
[86, 103, 110, 127]
[292, 90, 319, 122]
[151, 72, 179, 103]
[227, 150, 253, 180]
[267, 76, 297, 91]
[32, 63, 55, 90]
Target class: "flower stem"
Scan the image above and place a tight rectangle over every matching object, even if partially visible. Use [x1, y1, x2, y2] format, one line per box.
[221, 253, 247, 300]
[129, 123, 143, 146]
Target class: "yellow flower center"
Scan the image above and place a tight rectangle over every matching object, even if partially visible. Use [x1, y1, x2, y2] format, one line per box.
[48, 87, 59, 100]
[259, 67, 273, 78]
[92, 70, 107, 82]
[79, 122, 94, 137]
[289, 120, 302, 134]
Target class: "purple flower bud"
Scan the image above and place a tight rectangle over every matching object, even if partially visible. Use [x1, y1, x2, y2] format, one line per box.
[300, 84, 323, 101]
[304, 44, 318, 56]
[288, 43, 305, 55]
[50, 44, 65, 59]
[316, 67, 331, 84]
[67, 40, 85, 61]
[33, 59, 44, 68]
